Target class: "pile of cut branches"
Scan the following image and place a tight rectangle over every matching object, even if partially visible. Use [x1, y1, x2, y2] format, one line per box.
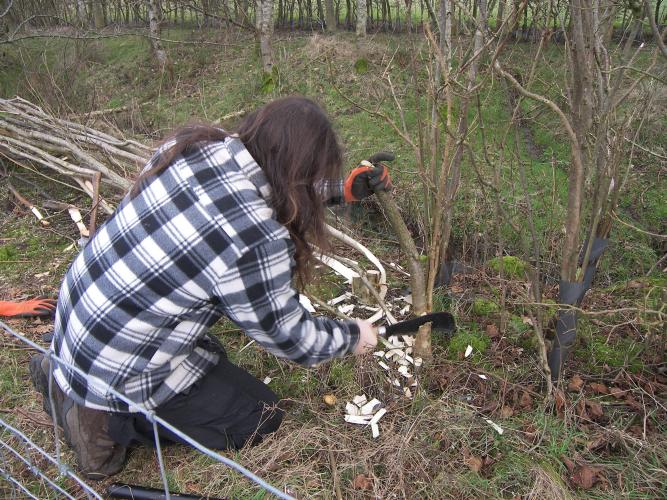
[0, 97, 151, 214]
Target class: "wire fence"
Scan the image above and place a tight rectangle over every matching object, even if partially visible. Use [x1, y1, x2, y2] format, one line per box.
[0, 319, 294, 500]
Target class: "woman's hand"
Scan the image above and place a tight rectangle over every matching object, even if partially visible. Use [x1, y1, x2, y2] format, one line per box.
[353, 320, 378, 355]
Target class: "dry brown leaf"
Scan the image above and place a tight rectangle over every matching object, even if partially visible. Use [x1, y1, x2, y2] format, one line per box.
[562, 456, 576, 472]
[519, 391, 533, 409]
[571, 464, 599, 490]
[352, 473, 373, 490]
[589, 382, 609, 394]
[586, 400, 604, 419]
[464, 454, 483, 473]
[624, 395, 643, 411]
[609, 387, 625, 399]
[500, 405, 514, 418]
[521, 316, 534, 326]
[576, 398, 588, 419]
[568, 374, 585, 392]
[485, 323, 500, 338]
[554, 389, 566, 417]
[586, 435, 608, 452]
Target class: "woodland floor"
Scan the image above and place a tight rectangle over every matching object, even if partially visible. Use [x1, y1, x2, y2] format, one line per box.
[0, 27, 666, 498]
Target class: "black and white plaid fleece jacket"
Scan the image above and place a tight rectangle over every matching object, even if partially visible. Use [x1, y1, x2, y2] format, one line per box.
[52, 137, 360, 412]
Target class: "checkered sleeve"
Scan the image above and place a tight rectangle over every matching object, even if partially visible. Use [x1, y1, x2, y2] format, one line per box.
[214, 238, 360, 366]
[319, 179, 345, 206]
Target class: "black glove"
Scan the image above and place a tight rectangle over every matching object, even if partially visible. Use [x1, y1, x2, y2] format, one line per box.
[344, 151, 394, 202]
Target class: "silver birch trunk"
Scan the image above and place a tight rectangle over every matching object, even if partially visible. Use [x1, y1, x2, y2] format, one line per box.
[356, 0, 367, 36]
[324, 0, 337, 31]
[76, 0, 88, 28]
[256, 0, 274, 73]
[146, 0, 169, 70]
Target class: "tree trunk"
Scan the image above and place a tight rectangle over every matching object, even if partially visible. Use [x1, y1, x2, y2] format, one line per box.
[256, 0, 275, 73]
[93, 0, 105, 28]
[146, 0, 171, 75]
[324, 0, 337, 30]
[356, 0, 367, 35]
[76, 0, 88, 28]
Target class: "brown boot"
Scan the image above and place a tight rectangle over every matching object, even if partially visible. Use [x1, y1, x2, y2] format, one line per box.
[29, 353, 127, 479]
[61, 399, 128, 480]
[29, 353, 65, 427]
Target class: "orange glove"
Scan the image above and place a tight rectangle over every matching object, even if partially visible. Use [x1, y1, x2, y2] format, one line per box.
[343, 152, 394, 203]
[0, 299, 57, 318]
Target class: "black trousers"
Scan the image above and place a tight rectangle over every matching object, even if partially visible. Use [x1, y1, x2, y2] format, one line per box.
[108, 343, 283, 451]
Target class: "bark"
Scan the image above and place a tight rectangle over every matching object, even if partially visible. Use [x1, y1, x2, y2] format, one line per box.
[645, 0, 667, 59]
[256, 0, 274, 73]
[93, 0, 105, 28]
[374, 191, 427, 318]
[356, 0, 367, 35]
[76, 0, 88, 28]
[324, 0, 336, 30]
[146, 0, 171, 75]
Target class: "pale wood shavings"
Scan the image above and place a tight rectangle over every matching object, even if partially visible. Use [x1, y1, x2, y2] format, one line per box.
[352, 394, 367, 406]
[344, 414, 372, 425]
[369, 408, 387, 425]
[359, 398, 382, 416]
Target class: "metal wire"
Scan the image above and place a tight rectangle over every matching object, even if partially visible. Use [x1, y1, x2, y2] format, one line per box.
[0, 435, 78, 499]
[0, 319, 294, 500]
[0, 419, 102, 499]
[0, 466, 40, 500]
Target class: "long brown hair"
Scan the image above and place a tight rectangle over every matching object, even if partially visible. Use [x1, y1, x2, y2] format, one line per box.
[131, 96, 343, 284]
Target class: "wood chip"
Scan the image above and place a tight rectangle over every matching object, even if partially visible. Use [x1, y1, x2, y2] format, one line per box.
[346, 402, 360, 416]
[403, 387, 412, 398]
[352, 394, 368, 406]
[345, 414, 372, 425]
[465, 345, 473, 358]
[359, 398, 382, 416]
[478, 374, 488, 380]
[328, 292, 352, 305]
[371, 422, 380, 438]
[373, 350, 385, 357]
[338, 304, 355, 315]
[386, 348, 405, 359]
[378, 361, 390, 370]
[369, 408, 387, 425]
[402, 335, 415, 346]
[392, 378, 401, 387]
[485, 419, 504, 435]
[263, 377, 272, 384]
[414, 357, 423, 367]
[397, 365, 412, 378]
